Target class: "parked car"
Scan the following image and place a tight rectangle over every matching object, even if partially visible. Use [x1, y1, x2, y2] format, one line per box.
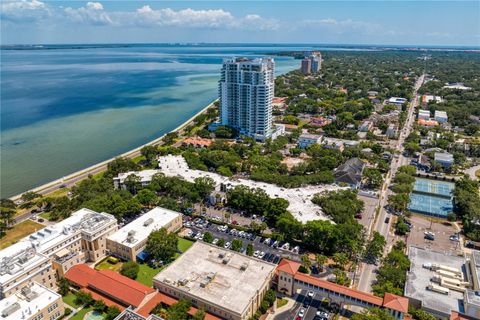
[258, 251, 265, 259]
[254, 250, 260, 257]
[298, 308, 305, 318]
[384, 217, 390, 223]
[224, 242, 231, 249]
[212, 238, 219, 245]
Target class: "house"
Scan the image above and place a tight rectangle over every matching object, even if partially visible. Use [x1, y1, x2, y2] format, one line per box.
[417, 119, 439, 127]
[434, 110, 448, 123]
[183, 137, 213, 148]
[359, 121, 373, 132]
[310, 117, 332, 127]
[422, 95, 443, 104]
[298, 133, 322, 149]
[387, 97, 407, 105]
[418, 109, 431, 120]
[333, 158, 365, 189]
[435, 152, 454, 168]
[386, 124, 398, 138]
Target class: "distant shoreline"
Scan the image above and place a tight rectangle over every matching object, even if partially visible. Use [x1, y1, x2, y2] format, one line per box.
[2, 43, 479, 52]
[9, 99, 218, 200]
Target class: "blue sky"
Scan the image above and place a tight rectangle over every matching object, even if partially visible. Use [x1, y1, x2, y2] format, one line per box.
[1, 1, 479, 46]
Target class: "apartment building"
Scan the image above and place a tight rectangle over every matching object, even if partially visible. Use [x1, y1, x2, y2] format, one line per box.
[0, 208, 118, 298]
[219, 57, 275, 142]
[0, 282, 64, 320]
[107, 207, 182, 261]
[113, 169, 160, 190]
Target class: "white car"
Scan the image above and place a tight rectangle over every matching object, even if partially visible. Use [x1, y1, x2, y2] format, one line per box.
[264, 238, 271, 245]
[258, 251, 265, 259]
[298, 308, 305, 318]
[254, 250, 260, 257]
[212, 238, 219, 245]
[307, 291, 314, 298]
[224, 242, 231, 249]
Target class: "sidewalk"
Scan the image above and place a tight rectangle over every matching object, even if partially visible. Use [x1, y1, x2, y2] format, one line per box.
[265, 297, 296, 320]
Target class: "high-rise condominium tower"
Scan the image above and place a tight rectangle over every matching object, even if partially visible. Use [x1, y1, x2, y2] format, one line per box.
[219, 57, 275, 141]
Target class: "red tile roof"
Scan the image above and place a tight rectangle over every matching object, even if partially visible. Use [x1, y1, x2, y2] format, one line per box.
[294, 272, 384, 306]
[65, 264, 155, 308]
[137, 292, 221, 320]
[183, 137, 213, 147]
[277, 259, 301, 275]
[81, 288, 125, 311]
[382, 293, 409, 313]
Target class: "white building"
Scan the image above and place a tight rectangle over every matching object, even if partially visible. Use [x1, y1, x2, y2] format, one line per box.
[107, 207, 182, 261]
[418, 109, 431, 120]
[386, 124, 398, 138]
[422, 95, 443, 104]
[113, 169, 160, 189]
[434, 110, 448, 123]
[219, 57, 275, 142]
[387, 97, 407, 105]
[0, 208, 117, 298]
[298, 133, 322, 149]
[443, 83, 471, 90]
[0, 282, 64, 320]
[434, 152, 454, 168]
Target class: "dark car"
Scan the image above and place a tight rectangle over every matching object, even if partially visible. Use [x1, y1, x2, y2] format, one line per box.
[272, 255, 281, 264]
[268, 254, 275, 262]
[263, 253, 270, 261]
[385, 217, 390, 223]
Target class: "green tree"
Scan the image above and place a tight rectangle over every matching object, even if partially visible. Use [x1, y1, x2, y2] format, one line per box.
[351, 308, 395, 320]
[93, 299, 106, 313]
[364, 232, 386, 262]
[333, 252, 349, 269]
[193, 309, 206, 320]
[145, 228, 179, 262]
[120, 261, 140, 279]
[141, 145, 159, 163]
[168, 299, 192, 320]
[74, 291, 93, 306]
[57, 277, 70, 296]
[194, 177, 216, 199]
[203, 232, 214, 244]
[217, 238, 225, 247]
[136, 189, 157, 206]
[124, 174, 141, 194]
[363, 168, 383, 189]
[105, 306, 121, 320]
[246, 243, 254, 256]
[231, 239, 243, 252]
[301, 254, 312, 270]
[315, 254, 328, 272]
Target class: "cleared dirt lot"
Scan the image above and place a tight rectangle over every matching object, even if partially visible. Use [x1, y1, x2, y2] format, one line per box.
[406, 214, 462, 254]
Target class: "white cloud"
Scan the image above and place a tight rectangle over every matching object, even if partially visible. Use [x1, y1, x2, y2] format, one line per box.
[64, 2, 113, 26]
[1, 0, 51, 22]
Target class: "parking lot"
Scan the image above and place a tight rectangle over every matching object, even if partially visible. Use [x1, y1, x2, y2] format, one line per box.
[406, 214, 462, 254]
[183, 217, 301, 263]
[276, 289, 335, 320]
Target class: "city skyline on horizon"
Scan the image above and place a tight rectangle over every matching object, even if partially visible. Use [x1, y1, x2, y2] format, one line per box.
[1, 0, 479, 46]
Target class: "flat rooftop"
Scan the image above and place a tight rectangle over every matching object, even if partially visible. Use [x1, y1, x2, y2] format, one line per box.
[154, 241, 276, 316]
[108, 207, 181, 248]
[115, 169, 160, 184]
[405, 246, 464, 316]
[26, 208, 116, 253]
[0, 241, 49, 285]
[157, 155, 343, 223]
[0, 282, 61, 320]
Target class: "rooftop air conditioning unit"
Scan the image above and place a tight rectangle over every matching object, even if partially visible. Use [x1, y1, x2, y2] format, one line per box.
[144, 218, 154, 227]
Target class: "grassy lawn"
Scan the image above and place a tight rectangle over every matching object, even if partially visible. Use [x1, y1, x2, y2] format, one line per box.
[39, 211, 55, 221]
[95, 257, 123, 272]
[70, 307, 94, 320]
[92, 171, 105, 180]
[136, 263, 163, 287]
[63, 292, 82, 308]
[45, 188, 70, 198]
[0, 220, 44, 249]
[178, 237, 194, 253]
[277, 298, 288, 308]
[132, 155, 146, 164]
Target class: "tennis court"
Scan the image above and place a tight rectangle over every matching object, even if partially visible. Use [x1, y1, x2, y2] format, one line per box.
[408, 193, 454, 217]
[412, 178, 454, 199]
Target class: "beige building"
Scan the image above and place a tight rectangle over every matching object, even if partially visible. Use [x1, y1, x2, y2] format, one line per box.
[107, 207, 182, 261]
[153, 241, 276, 320]
[0, 282, 64, 320]
[0, 208, 117, 298]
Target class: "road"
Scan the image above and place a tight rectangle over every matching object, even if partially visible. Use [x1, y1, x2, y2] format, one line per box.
[356, 74, 425, 293]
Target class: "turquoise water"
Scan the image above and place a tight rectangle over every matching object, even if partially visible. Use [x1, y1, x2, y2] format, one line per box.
[1, 44, 305, 197]
[85, 311, 104, 320]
